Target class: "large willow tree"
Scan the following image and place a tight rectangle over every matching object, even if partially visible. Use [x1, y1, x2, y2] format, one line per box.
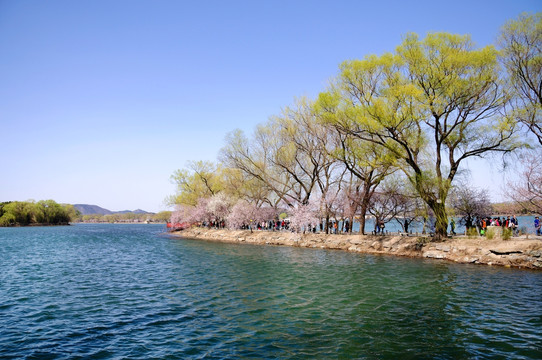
[499, 12, 542, 144]
[319, 32, 521, 240]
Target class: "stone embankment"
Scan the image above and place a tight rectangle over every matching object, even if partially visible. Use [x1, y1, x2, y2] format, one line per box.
[170, 228, 542, 270]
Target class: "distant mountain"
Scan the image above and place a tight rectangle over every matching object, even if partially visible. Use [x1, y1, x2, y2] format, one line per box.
[115, 209, 151, 214]
[74, 204, 153, 216]
[74, 204, 114, 215]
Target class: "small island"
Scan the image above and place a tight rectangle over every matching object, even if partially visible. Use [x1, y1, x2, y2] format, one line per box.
[0, 200, 77, 227]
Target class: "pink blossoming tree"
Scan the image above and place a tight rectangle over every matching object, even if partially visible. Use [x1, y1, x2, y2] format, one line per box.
[289, 203, 320, 233]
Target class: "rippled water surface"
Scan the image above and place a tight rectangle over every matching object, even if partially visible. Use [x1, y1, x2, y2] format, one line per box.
[1, 224, 541, 359]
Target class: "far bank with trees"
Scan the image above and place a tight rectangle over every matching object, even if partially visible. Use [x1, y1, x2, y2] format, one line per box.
[0, 200, 78, 227]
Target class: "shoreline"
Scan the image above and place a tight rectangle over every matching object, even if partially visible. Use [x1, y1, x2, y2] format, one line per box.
[170, 228, 542, 270]
[0, 223, 71, 228]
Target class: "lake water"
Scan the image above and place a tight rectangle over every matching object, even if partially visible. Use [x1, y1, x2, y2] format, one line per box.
[1, 224, 541, 359]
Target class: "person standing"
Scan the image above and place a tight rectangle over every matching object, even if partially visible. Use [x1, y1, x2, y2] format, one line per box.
[510, 215, 519, 236]
[535, 216, 541, 236]
[449, 218, 456, 235]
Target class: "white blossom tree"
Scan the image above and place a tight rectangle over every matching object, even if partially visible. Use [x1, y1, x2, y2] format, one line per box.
[227, 200, 257, 230]
[289, 203, 320, 233]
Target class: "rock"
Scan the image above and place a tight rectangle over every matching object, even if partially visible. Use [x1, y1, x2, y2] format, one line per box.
[489, 249, 523, 255]
[435, 244, 451, 252]
[424, 251, 446, 259]
[462, 256, 479, 263]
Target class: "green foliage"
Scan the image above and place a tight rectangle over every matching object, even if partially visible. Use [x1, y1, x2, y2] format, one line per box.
[316, 30, 523, 240]
[467, 228, 479, 237]
[485, 228, 495, 240]
[502, 227, 512, 240]
[416, 237, 431, 244]
[0, 212, 16, 226]
[153, 211, 172, 222]
[0, 200, 76, 227]
[170, 160, 226, 206]
[76, 211, 171, 223]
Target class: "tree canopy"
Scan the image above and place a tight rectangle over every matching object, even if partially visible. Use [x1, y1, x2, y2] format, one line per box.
[0, 200, 78, 227]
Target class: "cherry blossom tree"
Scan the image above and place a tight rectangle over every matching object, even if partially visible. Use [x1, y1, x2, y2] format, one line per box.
[190, 197, 212, 224]
[207, 193, 232, 226]
[227, 200, 257, 230]
[289, 203, 320, 233]
[170, 204, 192, 224]
[253, 206, 277, 224]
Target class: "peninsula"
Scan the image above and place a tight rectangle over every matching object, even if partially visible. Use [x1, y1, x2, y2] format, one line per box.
[171, 228, 542, 270]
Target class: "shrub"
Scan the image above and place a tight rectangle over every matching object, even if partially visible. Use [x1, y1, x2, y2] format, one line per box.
[466, 228, 479, 237]
[485, 228, 495, 240]
[0, 213, 16, 226]
[502, 228, 512, 240]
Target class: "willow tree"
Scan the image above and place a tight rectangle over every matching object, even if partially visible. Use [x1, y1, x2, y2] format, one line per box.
[220, 98, 339, 211]
[317, 115, 395, 234]
[499, 12, 542, 144]
[170, 160, 225, 206]
[277, 97, 343, 233]
[319, 32, 521, 240]
[221, 167, 273, 207]
[220, 127, 302, 208]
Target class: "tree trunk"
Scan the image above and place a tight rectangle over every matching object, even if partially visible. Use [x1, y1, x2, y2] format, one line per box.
[358, 195, 370, 235]
[432, 202, 448, 241]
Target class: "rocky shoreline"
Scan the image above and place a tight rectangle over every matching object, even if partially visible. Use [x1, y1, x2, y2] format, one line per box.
[170, 228, 542, 270]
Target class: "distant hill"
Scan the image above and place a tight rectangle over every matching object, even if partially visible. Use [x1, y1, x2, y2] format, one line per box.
[115, 209, 150, 214]
[74, 204, 153, 215]
[74, 204, 113, 215]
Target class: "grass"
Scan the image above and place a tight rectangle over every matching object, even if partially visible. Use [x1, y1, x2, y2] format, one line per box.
[466, 228, 479, 237]
[485, 228, 495, 240]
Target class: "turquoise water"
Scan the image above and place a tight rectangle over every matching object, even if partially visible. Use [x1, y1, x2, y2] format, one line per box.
[1, 224, 541, 359]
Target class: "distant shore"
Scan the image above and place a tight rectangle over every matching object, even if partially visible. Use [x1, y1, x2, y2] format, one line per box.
[170, 228, 542, 270]
[0, 223, 71, 228]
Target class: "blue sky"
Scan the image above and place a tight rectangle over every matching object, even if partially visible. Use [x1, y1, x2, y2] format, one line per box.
[1, 0, 540, 212]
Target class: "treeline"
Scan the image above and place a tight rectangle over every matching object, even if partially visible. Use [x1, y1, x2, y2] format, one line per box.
[170, 13, 541, 240]
[75, 211, 171, 223]
[0, 200, 78, 227]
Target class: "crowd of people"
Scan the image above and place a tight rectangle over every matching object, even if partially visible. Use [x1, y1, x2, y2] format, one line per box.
[199, 219, 352, 234]
[199, 214, 542, 238]
[458, 215, 524, 236]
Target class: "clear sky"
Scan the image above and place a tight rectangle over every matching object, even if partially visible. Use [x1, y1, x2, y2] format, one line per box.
[1, 0, 540, 212]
